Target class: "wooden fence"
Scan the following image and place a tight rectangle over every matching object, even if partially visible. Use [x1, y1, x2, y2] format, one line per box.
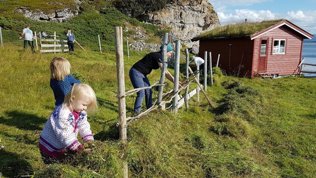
[300, 62, 316, 78]
[115, 27, 216, 178]
[39, 32, 69, 53]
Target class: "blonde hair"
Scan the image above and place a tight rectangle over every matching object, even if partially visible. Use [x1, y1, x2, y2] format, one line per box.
[64, 83, 98, 113]
[50, 57, 71, 80]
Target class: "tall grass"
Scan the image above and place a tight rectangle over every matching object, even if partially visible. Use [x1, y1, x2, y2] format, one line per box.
[1, 44, 315, 177]
[196, 19, 283, 39]
[0, 2, 316, 177]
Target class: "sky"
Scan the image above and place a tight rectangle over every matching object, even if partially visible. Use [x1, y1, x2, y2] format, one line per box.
[209, 0, 316, 34]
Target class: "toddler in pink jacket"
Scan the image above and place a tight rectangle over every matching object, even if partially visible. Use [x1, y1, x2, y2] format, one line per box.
[39, 83, 97, 163]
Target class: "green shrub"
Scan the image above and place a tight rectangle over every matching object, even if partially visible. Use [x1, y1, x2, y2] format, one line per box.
[114, 0, 168, 18]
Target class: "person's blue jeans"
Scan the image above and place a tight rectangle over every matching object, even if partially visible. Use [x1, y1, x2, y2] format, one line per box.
[129, 67, 152, 113]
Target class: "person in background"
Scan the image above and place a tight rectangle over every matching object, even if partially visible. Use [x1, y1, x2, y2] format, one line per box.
[66, 29, 75, 53]
[20, 24, 34, 52]
[39, 83, 97, 164]
[50, 57, 80, 106]
[41, 31, 48, 38]
[129, 43, 175, 115]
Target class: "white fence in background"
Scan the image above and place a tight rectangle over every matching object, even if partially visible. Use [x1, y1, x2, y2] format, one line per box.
[0, 27, 3, 47]
[39, 32, 68, 53]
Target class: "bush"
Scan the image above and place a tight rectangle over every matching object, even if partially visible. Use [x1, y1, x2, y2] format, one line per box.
[114, 0, 168, 18]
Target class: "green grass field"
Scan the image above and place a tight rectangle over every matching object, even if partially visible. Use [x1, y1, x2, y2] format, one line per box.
[0, 43, 315, 177]
[0, 1, 316, 177]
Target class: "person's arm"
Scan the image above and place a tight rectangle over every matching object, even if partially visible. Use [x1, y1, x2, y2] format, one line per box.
[77, 112, 94, 142]
[159, 62, 174, 83]
[68, 75, 81, 84]
[159, 62, 184, 87]
[20, 29, 24, 39]
[78, 113, 95, 153]
[52, 109, 82, 152]
[165, 68, 174, 83]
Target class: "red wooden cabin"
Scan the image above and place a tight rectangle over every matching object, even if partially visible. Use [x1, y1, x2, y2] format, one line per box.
[192, 19, 313, 77]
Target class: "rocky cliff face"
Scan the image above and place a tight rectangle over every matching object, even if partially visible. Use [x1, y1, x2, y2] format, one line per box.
[15, 0, 82, 22]
[16, 7, 79, 22]
[144, 0, 219, 45]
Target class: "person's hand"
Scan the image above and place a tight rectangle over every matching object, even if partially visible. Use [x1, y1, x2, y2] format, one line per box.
[67, 144, 84, 154]
[19, 36, 22, 40]
[83, 148, 93, 153]
[84, 140, 95, 149]
[82, 141, 95, 154]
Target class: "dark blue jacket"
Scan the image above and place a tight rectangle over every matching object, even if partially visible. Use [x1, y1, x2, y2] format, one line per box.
[50, 75, 80, 106]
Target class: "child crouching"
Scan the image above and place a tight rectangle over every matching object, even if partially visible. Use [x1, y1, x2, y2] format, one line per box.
[39, 83, 97, 164]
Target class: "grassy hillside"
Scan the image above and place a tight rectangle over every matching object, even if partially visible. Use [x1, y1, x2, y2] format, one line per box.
[0, 43, 315, 177]
[0, 0, 77, 15]
[0, 0, 166, 52]
[0, 1, 316, 177]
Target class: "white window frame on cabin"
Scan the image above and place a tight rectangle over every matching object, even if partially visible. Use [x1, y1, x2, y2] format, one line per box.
[272, 39, 286, 55]
[260, 40, 267, 56]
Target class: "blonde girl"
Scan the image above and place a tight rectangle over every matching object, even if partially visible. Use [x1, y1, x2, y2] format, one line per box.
[39, 83, 97, 163]
[50, 57, 80, 106]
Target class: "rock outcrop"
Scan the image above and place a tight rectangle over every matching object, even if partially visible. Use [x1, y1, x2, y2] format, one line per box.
[16, 7, 79, 22]
[144, 0, 219, 45]
[15, 0, 82, 22]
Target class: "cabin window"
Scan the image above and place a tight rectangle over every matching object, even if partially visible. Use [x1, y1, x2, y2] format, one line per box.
[260, 40, 267, 56]
[273, 39, 286, 54]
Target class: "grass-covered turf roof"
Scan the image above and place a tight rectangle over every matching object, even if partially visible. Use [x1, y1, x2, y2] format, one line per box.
[193, 19, 283, 40]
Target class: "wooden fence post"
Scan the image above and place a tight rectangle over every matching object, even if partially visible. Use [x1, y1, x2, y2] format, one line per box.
[126, 37, 130, 59]
[197, 64, 200, 102]
[0, 27, 3, 47]
[115, 26, 128, 178]
[54, 32, 56, 54]
[172, 40, 180, 112]
[228, 44, 232, 70]
[204, 51, 208, 91]
[157, 33, 169, 107]
[60, 39, 64, 52]
[209, 52, 213, 86]
[98, 34, 102, 53]
[39, 32, 42, 46]
[185, 48, 190, 109]
[216, 54, 220, 67]
[34, 31, 39, 51]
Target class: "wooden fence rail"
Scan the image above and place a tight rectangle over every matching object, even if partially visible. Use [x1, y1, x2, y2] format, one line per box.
[39, 32, 69, 53]
[301, 63, 316, 74]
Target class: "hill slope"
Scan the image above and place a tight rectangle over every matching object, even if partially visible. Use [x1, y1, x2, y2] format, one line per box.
[0, 44, 315, 177]
[0, 0, 167, 52]
[0, 1, 316, 177]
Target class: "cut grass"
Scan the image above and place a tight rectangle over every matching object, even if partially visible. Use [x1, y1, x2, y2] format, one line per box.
[0, 2, 316, 176]
[1, 43, 316, 177]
